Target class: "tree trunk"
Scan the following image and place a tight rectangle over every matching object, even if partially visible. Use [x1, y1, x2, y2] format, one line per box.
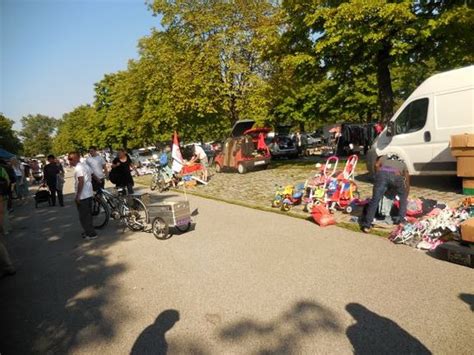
[376, 46, 394, 123]
[229, 94, 239, 125]
[299, 122, 305, 132]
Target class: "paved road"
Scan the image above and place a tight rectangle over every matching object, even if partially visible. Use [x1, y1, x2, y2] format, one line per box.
[1, 174, 473, 354]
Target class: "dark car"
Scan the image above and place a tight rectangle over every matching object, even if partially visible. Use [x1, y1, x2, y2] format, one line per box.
[266, 135, 299, 159]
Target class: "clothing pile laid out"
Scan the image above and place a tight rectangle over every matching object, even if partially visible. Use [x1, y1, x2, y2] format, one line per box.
[389, 205, 470, 250]
[336, 123, 378, 155]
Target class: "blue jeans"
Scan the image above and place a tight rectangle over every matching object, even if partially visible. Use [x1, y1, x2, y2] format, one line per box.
[361, 171, 408, 228]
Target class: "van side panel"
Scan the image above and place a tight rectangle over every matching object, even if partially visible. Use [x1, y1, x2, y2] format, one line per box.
[429, 88, 474, 171]
[435, 89, 474, 130]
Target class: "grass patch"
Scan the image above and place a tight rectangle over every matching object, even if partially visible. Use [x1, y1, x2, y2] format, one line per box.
[135, 175, 152, 187]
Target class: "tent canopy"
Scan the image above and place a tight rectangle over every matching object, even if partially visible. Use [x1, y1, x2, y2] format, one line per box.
[0, 148, 15, 159]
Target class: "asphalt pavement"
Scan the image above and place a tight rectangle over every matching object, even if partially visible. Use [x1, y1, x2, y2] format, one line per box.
[0, 173, 473, 354]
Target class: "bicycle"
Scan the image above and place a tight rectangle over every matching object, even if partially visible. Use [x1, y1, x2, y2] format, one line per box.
[92, 187, 149, 232]
[150, 162, 175, 192]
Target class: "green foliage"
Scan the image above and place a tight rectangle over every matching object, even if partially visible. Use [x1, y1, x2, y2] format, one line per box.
[0, 113, 22, 154]
[25, 1, 474, 149]
[53, 105, 96, 155]
[20, 114, 57, 157]
[280, 0, 474, 123]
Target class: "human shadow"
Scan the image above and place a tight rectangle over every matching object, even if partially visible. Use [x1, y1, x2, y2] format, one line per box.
[346, 303, 431, 354]
[459, 293, 474, 312]
[130, 309, 180, 355]
[219, 300, 342, 354]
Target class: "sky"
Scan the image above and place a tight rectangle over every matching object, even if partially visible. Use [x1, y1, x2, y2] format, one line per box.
[0, 0, 161, 129]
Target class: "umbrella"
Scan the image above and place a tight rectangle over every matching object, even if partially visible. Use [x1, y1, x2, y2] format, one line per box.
[0, 148, 15, 159]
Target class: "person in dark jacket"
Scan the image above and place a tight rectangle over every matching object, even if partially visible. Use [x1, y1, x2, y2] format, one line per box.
[110, 149, 139, 194]
[360, 155, 410, 233]
[43, 154, 64, 206]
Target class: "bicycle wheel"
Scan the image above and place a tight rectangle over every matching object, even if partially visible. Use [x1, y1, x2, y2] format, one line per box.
[92, 196, 109, 229]
[158, 175, 168, 192]
[125, 197, 149, 231]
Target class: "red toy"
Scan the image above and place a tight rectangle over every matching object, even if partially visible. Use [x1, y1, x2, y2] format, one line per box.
[327, 155, 360, 214]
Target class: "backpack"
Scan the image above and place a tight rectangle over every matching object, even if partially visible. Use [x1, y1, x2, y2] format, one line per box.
[109, 168, 119, 184]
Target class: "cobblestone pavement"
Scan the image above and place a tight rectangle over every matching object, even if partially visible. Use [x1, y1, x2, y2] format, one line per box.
[168, 157, 466, 225]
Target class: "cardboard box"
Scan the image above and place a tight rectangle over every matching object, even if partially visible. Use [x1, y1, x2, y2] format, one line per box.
[451, 134, 474, 148]
[451, 134, 474, 158]
[451, 148, 474, 157]
[460, 218, 474, 243]
[456, 157, 474, 177]
[463, 178, 474, 189]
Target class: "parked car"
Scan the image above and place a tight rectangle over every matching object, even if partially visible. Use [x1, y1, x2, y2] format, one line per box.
[367, 65, 474, 176]
[266, 135, 299, 159]
[214, 120, 271, 174]
[131, 148, 157, 168]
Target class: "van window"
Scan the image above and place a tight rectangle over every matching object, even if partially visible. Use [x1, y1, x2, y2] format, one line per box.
[394, 98, 429, 135]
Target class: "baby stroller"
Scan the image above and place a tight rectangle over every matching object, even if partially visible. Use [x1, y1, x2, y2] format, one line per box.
[327, 155, 360, 213]
[303, 156, 339, 211]
[35, 184, 51, 208]
[32, 170, 43, 185]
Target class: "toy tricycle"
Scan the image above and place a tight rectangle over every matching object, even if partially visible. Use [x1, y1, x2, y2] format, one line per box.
[272, 183, 305, 212]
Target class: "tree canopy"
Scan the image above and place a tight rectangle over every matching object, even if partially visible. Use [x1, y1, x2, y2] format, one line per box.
[0, 113, 22, 154]
[46, 0, 474, 153]
[20, 114, 58, 157]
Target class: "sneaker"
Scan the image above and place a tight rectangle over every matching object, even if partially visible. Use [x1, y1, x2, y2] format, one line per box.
[361, 226, 371, 234]
[84, 234, 98, 240]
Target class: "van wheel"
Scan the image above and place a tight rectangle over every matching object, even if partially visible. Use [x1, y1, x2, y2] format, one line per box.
[215, 163, 222, 173]
[237, 163, 246, 174]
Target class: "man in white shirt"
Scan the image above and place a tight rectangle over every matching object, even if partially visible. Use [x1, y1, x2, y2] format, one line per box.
[86, 146, 108, 191]
[190, 144, 208, 182]
[68, 151, 97, 240]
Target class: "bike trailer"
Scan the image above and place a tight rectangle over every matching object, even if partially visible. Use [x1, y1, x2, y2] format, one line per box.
[148, 200, 191, 228]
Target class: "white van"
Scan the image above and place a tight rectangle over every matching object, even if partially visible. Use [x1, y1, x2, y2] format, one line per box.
[367, 65, 474, 175]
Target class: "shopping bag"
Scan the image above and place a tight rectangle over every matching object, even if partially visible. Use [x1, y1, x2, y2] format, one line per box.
[311, 205, 336, 227]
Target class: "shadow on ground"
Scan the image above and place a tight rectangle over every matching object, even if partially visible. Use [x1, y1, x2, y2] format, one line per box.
[346, 303, 431, 354]
[130, 309, 180, 355]
[0, 190, 134, 353]
[459, 293, 474, 311]
[134, 300, 431, 354]
[218, 300, 341, 354]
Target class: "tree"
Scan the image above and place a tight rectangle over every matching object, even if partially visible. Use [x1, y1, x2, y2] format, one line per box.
[282, 0, 474, 122]
[147, 0, 281, 129]
[0, 113, 22, 154]
[20, 114, 57, 156]
[53, 105, 97, 155]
